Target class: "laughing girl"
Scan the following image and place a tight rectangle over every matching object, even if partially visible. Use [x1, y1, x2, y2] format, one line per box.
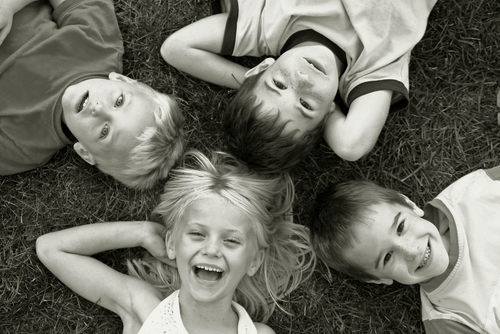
[36, 150, 315, 334]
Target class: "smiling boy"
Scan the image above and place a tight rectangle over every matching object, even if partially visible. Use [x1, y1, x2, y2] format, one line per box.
[162, 0, 436, 173]
[0, 0, 184, 189]
[310, 167, 500, 333]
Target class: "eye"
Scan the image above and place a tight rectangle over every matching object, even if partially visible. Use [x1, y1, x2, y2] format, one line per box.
[100, 124, 109, 139]
[114, 94, 125, 107]
[383, 252, 392, 265]
[300, 98, 312, 110]
[188, 231, 205, 239]
[397, 220, 405, 236]
[273, 80, 286, 90]
[225, 237, 241, 245]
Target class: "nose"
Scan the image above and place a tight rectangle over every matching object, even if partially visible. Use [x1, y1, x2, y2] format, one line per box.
[91, 100, 105, 114]
[202, 238, 222, 258]
[295, 71, 313, 88]
[398, 238, 418, 262]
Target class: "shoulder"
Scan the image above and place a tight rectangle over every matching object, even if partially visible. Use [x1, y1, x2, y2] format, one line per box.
[124, 278, 163, 324]
[254, 322, 275, 334]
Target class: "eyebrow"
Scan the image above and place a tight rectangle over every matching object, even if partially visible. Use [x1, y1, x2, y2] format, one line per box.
[374, 211, 402, 269]
[263, 81, 314, 120]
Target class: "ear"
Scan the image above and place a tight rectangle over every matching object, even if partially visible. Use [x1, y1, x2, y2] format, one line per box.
[402, 195, 424, 217]
[244, 58, 275, 79]
[165, 230, 176, 260]
[246, 249, 265, 277]
[329, 101, 337, 114]
[366, 278, 393, 285]
[73, 142, 96, 165]
[108, 72, 137, 83]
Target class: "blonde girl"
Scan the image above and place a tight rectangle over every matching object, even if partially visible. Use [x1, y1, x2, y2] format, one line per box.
[37, 150, 315, 334]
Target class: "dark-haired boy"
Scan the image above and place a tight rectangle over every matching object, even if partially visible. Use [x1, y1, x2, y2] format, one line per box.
[310, 167, 500, 333]
[162, 0, 435, 173]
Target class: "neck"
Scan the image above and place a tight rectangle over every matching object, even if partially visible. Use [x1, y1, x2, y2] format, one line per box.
[178, 289, 238, 334]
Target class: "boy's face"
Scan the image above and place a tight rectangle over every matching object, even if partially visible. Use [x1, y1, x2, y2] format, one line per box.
[62, 73, 156, 165]
[247, 45, 339, 134]
[343, 202, 450, 285]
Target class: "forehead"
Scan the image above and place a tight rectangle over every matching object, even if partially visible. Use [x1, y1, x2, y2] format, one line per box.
[342, 203, 400, 264]
[253, 96, 322, 134]
[180, 196, 254, 233]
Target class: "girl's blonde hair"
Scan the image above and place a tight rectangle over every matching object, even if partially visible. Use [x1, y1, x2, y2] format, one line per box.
[128, 149, 315, 322]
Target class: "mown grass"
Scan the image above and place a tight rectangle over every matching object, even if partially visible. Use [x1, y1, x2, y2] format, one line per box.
[1, 0, 499, 333]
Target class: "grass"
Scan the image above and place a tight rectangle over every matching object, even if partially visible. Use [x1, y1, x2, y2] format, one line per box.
[1, 0, 499, 333]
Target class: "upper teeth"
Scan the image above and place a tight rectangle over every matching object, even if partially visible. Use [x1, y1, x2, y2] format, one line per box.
[79, 93, 89, 112]
[418, 246, 431, 269]
[196, 265, 222, 272]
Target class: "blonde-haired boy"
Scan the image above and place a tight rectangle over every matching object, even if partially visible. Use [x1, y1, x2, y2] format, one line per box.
[0, 0, 184, 189]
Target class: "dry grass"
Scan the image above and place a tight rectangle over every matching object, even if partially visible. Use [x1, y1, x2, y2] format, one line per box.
[1, 0, 499, 333]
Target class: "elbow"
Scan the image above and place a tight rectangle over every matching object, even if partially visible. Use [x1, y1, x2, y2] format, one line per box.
[333, 142, 372, 162]
[36, 234, 54, 264]
[161, 34, 187, 68]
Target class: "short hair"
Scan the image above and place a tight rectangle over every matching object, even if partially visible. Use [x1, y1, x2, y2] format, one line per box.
[310, 179, 411, 282]
[128, 149, 315, 322]
[222, 72, 326, 175]
[96, 81, 185, 190]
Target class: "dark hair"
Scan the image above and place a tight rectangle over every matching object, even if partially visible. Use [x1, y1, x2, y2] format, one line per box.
[310, 179, 412, 281]
[222, 71, 325, 175]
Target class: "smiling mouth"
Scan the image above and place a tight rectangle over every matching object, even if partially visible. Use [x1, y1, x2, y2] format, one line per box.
[304, 58, 325, 74]
[418, 244, 431, 269]
[194, 265, 224, 282]
[77, 92, 89, 113]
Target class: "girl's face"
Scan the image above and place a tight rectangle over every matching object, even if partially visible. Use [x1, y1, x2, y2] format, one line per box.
[166, 195, 264, 305]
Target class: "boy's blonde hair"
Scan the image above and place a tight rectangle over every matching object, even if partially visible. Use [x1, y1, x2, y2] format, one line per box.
[128, 149, 315, 322]
[96, 82, 185, 189]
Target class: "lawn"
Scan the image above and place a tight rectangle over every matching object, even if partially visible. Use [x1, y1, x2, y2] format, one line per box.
[1, 0, 499, 333]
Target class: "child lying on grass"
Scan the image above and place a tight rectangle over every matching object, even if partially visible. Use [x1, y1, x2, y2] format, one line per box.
[310, 166, 500, 333]
[162, 0, 435, 173]
[37, 150, 315, 333]
[0, 0, 184, 189]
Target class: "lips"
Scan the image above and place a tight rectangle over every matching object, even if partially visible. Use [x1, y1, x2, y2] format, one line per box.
[194, 265, 224, 282]
[77, 91, 89, 113]
[304, 57, 325, 75]
[418, 244, 431, 269]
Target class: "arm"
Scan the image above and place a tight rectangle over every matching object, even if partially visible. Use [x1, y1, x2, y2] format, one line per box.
[36, 221, 167, 320]
[161, 13, 248, 89]
[424, 319, 479, 334]
[0, 0, 37, 45]
[324, 90, 392, 161]
[255, 322, 276, 334]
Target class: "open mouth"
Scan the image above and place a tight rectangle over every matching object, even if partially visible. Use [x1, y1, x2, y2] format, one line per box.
[77, 91, 89, 113]
[194, 265, 224, 282]
[304, 58, 325, 74]
[417, 243, 431, 269]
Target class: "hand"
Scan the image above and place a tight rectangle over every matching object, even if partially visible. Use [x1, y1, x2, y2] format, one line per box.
[141, 221, 177, 267]
[0, 6, 14, 46]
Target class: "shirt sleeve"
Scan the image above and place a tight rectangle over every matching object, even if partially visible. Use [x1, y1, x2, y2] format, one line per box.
[424, 319, 479, 334]
[52, 0, 121, 46]
[485, 165, 500, 181]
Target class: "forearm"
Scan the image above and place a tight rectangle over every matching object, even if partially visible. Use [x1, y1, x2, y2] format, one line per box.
[37, 221, 154, 257]
[164, 46, 247, 89]
[325, 90, 391, 161]
[0, 0, 37, 14]
[161, 13, 246, 89]
[36, 221, 163, 316]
